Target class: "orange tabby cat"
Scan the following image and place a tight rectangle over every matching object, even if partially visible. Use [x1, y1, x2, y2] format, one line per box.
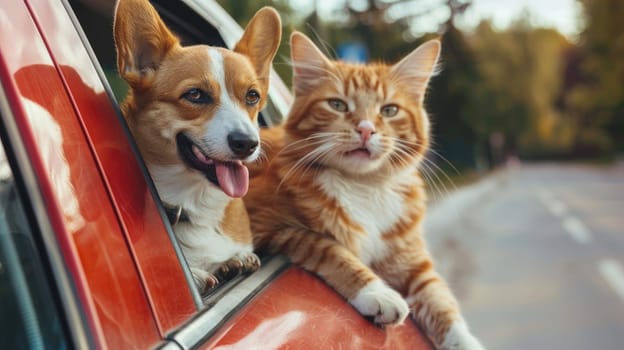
[245, 32, 484, 350]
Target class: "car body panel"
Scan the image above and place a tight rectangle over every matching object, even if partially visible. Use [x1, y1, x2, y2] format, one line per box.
[0, 1, 162, 348]
[206, 268, 432, 349]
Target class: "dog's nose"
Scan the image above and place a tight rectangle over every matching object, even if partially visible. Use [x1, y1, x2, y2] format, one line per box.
[227, 131, 258, 158]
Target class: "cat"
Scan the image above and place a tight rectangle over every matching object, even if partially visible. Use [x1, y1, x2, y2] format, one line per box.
[244, 31, 485, 350]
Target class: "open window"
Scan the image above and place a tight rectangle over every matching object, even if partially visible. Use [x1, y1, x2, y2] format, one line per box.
[64, 1, 291, 345]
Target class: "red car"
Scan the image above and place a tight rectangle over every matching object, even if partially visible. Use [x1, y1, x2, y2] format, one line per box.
[0, 0, 432, 348]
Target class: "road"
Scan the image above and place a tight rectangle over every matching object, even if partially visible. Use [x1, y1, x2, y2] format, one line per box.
[424, 162, 624, 350]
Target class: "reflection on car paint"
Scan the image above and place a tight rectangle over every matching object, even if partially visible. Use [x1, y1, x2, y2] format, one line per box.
[21, 98, 84, 232]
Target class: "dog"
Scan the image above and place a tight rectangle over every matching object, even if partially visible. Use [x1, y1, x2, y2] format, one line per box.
[113, 0, 281, 293]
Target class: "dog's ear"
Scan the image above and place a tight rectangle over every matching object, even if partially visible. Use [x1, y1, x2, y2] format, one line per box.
[234, 7, 282, 83]
[114, 0, 179, 89]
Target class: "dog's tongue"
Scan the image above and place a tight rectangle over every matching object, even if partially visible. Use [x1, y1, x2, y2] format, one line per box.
[215, 160, 249, 198]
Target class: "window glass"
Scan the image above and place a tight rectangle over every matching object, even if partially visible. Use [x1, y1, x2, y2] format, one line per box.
[0, 137, 70, 349]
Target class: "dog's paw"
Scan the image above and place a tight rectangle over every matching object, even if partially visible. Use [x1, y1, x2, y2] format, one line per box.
[204, 274, 220, 290]
[241, 252, 261, 272]
[349, 279, 409, 326]
[441, 321, 486, 350]
[192, 269, 220, 292]
[214, 252, 261, 281]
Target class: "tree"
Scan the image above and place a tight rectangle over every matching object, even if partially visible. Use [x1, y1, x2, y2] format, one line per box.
[570, 0, 624, 153]
[468, 20, 575, 160]
[427, 25, 481, 169]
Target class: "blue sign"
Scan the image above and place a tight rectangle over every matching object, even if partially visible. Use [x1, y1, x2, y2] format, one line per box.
[337, 42, 369, 63]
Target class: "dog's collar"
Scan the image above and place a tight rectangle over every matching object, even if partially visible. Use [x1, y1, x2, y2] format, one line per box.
[162, 201, 190, 226]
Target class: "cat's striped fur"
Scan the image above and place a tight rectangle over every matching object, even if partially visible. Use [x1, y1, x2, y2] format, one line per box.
[244, 32, 484, 350]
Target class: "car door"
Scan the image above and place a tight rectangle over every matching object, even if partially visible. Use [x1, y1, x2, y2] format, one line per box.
[0, 0, 171, 348]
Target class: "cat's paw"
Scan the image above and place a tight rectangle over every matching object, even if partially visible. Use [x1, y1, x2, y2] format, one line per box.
[349, 279, 409, 326]
[441, 321, 486, 350]
[214, 252, 261, 281]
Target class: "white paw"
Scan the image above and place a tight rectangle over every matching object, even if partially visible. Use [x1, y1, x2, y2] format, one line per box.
[349, 280, 410, 326]
[191, 267, 219, 293]
[441, 321, 486, 350]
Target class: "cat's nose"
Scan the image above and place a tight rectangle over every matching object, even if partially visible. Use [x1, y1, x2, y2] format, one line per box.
[356, 120, 376, 143]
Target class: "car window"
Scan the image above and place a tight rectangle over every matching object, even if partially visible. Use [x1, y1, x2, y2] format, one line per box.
[63, 2, 292, 346]
[66, 0, 289, 307]
[66, 0, 238, 299]
[0, 135, 70, 349]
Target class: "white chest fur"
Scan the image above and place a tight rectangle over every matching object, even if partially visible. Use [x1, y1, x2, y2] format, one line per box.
[317, 170, 409, 265]
[149, 164, 251, 271]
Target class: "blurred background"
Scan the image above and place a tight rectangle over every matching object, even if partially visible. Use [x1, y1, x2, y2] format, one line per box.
[219, 0, 623, 171]
[218, 0, 624, 349]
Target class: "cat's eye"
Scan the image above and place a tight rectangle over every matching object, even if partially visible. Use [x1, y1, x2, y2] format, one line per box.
[246, 89, 261, 106]
[328, 99, 348, 112]
[380, 104, 399, 118]
[181, 88, 213, 104]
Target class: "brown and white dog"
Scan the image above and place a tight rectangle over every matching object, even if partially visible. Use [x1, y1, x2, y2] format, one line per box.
[113, 0, 281, 292]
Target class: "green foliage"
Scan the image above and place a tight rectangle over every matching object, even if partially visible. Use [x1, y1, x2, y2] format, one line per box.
[427, 26, 480, 168]
[570, 0, 624, 152]
[469, 21, 575, 159]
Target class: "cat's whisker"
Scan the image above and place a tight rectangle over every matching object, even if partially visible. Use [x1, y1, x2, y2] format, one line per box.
[387, 147, 410, 166]
[420, 163, 449, 198]
[425, 149, 461, 176]
[422, 156, 458, 193]
[295, 144, 334, 184]
[392, 138, 424, 146]
[389, 144, 448, 199]
[281, 139, 331, 153]
[279, 150, 318, 185]
[279, 133, 342, 153]
[398, 137, 461, 176]
[391, 145, 419, 166]
[388, 153, 409, 172]
[278, 142, 336, 191]
[391, 137, 459, 196]
[420, 161, 452, 200]
[418, 162, 446, 200]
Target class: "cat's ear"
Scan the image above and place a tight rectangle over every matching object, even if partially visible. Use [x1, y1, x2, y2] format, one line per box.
[290, 31, 331, 96]
[390, 39, 441, 99]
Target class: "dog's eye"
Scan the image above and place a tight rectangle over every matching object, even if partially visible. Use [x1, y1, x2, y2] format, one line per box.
[246, 89, 260, 106]
[328, 98, 348, 112]
[181, 88, 212, 104]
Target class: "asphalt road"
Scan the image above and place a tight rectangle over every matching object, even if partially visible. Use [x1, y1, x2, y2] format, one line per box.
[424, 161, 624, 350]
